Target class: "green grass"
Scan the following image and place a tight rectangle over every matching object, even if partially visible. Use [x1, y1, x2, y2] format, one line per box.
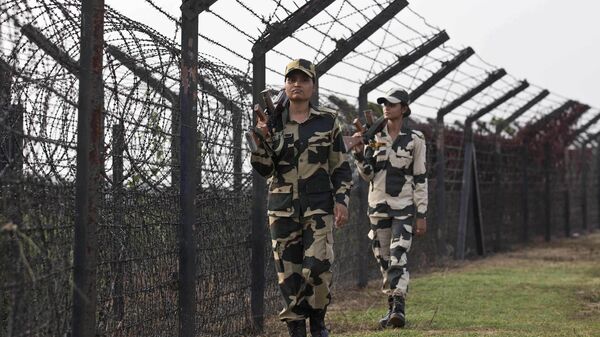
[325, 233, 600, 337]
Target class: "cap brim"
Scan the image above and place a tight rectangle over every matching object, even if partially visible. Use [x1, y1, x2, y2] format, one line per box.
[377, 96, 402, 104]
[285, 67, 314, 79]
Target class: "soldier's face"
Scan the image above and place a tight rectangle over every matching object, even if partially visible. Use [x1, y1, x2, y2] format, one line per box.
[285, 71, 314, 102]
[382, 101, 406, 121]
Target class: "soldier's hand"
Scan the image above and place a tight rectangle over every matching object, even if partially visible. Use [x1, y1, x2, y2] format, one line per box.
[415, 218, 427, 236]
[334, 203, 348, 228]
[351, 132, 364, 153]
[254, 119, 270, 141]
[256, 118, 267, 130]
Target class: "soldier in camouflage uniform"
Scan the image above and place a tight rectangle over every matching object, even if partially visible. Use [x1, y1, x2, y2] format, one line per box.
[352, 88, 427, 328]
[250, 59, 353, 337]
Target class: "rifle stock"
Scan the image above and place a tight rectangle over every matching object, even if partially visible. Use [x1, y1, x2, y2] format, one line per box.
[247, 88, 288, 154]
[343, 115, 387, 152]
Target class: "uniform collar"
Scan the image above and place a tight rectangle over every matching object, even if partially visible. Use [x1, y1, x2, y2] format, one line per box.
[309, 106, 327, 116]
[286, 105, 319, 124]
[383, 123, 408, 136]
[381, 123, 408, 143]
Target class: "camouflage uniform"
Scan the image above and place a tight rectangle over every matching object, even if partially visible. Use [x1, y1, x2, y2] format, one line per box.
[354, 124, 427, 297]
[251, 105, 352, 321]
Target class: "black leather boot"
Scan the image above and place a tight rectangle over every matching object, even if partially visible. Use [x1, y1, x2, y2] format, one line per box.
[309, 310, 329, 337]
[286, 319, 307, 337]
[378, 296, 394, 328]
[387, 295, 406, 328]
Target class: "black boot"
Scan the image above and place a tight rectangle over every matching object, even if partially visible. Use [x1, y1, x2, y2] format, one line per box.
[309, 310, 329, 337]
[378, 296, 394, 328]
[286, 319, 307, 337]
[387, 295, 406, 328]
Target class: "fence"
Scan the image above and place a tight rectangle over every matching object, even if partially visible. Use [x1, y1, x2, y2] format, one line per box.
[1, 1, 599, 337]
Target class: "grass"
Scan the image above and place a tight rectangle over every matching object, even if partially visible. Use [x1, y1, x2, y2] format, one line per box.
[261, 232, 600, 336]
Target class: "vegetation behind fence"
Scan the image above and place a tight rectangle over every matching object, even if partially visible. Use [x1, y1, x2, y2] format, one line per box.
[1, 1, 599, 337]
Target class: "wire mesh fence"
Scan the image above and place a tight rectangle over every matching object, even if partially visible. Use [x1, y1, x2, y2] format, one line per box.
[1, 1, 599, 337]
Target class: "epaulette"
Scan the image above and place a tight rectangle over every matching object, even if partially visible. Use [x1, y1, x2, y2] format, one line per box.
[412, 129, 425, 139]
[312, 105, 338, 118]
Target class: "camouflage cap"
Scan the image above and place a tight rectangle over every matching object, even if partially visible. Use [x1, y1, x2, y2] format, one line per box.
[284, 58, 316, 79]
[377, 88, 412, 116]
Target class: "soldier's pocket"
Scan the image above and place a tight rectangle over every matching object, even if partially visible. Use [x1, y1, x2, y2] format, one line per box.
[275, 133, 296, 164]
[308, 133, 331, 164]
[395, 148, 413, 168]
[373, 147, 387, 170]
[268, 182, 294, 217]
[306, 176, 334, 214]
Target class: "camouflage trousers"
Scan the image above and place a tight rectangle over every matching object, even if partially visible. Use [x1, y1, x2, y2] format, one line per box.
[368, 215, 413, 297]
[269, 213, 334, 322]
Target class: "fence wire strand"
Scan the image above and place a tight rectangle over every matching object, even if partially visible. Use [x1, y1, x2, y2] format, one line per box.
[1, 1, 598, 337]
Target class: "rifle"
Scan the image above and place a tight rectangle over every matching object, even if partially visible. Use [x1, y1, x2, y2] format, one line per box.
[343, 109, 387, 151]
[245, 88, 288, 154]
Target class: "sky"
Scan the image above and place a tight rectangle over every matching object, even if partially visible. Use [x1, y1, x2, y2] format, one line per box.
[103, 0, 600, 123]
[409, 0, 600, 108]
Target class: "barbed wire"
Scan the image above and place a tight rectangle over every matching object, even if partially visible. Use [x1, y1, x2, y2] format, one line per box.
[1, 2, 599, 337]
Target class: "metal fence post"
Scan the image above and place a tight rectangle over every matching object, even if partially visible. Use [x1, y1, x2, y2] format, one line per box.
[111, 123, 125, 322]
[597, 146, 600, 230]
[437, 69, 507, 256]
[456, 82, 528, 259]
[456, 125, 485, 259]
[250, 53, 267, 330]
[1, 107, 23, 182]
[72, 0, 104, 335]
[564, 150, 571, 237]
[434, 118, 446, 256]
[179, 1, 200, 336]
[596, 145, 600, 231]
[496, 90, 550, 243]
[1, 48, 23, 225]
[354, 107, 370, 288]
[521, 148, 529, 242]
[1, 54, 25, 337]
[103, 44, 182, 191]
[581, 147, 588, 232]
[356, 177, 369, 288]
[564, 189, 571, 237]
[493, 137, 502, 251]
[456, 127, 473, 260]
[232, 101, 243, 190]
[544, 142, 551, 241]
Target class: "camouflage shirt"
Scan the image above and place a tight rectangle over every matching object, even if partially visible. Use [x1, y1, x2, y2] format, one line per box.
[251, 106, 353, 218]
[354, 125, 427, 219]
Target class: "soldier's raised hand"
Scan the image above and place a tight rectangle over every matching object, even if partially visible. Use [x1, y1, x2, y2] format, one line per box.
[255, 118, 267, 131]
[254, 104, 270, 139]
[351, 131, 364, 153]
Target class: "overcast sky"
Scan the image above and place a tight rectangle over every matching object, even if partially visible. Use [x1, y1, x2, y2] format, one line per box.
[106, 0, 600, 111]
[409, 0, 600, 108]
